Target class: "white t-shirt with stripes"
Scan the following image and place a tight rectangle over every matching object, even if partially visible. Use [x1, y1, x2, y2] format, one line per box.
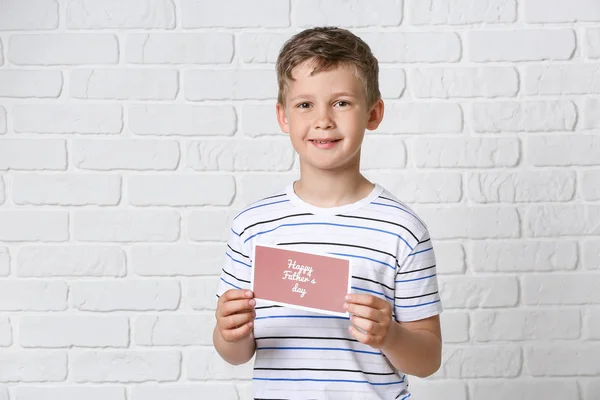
[216, 182, 443, 400]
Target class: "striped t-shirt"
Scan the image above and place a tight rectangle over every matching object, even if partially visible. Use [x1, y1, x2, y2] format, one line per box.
[216, 182, 443, 400]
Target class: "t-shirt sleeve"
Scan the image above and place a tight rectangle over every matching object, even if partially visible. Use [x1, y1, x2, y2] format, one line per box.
[394, 229, 443, 322]
[216, 224, 253, 298]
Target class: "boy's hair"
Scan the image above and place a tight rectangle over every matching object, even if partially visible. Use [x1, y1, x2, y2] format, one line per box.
[276, 27, 381, 107]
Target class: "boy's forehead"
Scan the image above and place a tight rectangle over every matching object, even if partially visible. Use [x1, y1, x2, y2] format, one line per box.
[286, 60, 364, 96]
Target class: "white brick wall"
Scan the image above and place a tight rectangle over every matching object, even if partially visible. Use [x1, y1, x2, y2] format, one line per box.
[0, 0, 598, 399]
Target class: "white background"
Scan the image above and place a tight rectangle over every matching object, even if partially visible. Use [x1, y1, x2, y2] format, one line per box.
[0, 0, 599, 399]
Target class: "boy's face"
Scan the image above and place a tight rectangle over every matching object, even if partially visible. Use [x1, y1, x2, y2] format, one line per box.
[276, 60, 384, 173]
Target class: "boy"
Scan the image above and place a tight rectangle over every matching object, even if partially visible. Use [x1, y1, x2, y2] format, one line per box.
[213, 27, 443, 400]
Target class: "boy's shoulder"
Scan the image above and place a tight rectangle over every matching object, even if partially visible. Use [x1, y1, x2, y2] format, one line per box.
[230, 185, 293, 233]
[373, 185, 431, 238]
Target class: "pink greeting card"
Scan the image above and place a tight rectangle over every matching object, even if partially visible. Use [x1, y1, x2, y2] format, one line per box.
[251, 244, 352, 317]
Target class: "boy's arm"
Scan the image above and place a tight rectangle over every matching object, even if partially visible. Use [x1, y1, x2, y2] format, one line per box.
[213, 324, 256, 366]
[380, 315, 442, 378]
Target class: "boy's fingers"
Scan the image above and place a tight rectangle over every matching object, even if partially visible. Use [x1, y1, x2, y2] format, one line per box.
[220, 289, 254, 304]
[350, 315, 379, 335]
[345, 294, 387, 309]
[344, 303, 379, 322]
[218, 298, 255, 318]
[222, 321, 254, 343]
[220, 311, 255, 331]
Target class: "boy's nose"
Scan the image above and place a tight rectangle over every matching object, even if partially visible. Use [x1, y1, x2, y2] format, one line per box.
[314, 109, 335, 130]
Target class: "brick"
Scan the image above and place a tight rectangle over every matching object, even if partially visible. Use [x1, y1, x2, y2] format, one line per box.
[0, 70, 62, 98]
[0, 281, 67, 311]
[187, 210, 236, 242]
[0, 106, 6, 134]
[583, 380, 600, 400]
[471, 381, 578, 400]
[0, 351, 66, 382]
[132, 244, 224, 276]
[135, 315, 213, 346]
[585, 308, 600, 339]
[417, 207, 519, 239]
[67, 0, 175, 29]
[126, 33, 233, 64]
[583, 240, 600, 270]
[129, 175, 234, 206]
[71, 350, 180, 383]
[582, 170, 600, 200]
[0, 388, 5, 400]
[587, 28, 600, 58]
[0, 318, 12, 346]
[524, 0, 600, 22]
[362, 32, 461, 63]
[0, 176, 4, 205]
[440, 312, 469, 343]
[472, 101, 576, 132]
[408, 0, 516, 24]
[525, 205, 600, 236]
[185, 69, 277, 100]
[181, 0, 289, 28]
[438, 276, 518, 308]
[236, 173, 297, 205]
[13, 174, 121, 206]
[20, 316, 129, 348]
[0, 247, 9, 276]
[413, 137, 519, 168]
[0, 39, 3, 66]
[408, 381, 467, 400]
[187, 139, 294, 171]
[70, 281, 180, 311]
[524, 65, 600, 94]
[433, 243, 465, 274]
[583, 99, 600, 129]
[437, 346, 521, 378]
[523, 274, 600, 305]
[73, 139, 179, 171]
[73, 210, 180, 242]
[0, 211, 68, 242]
[467, 171, 575, 203]
[468, 29, 575, 61]
[365, 171, 462, 203]
[0, 0, 58, 30]
[410, 67, 518, 98]
[239, 33, 289, 63]
[16, 387, 126, 400]
[129, 105, 236, 136]
[294, 0, 402, 27]
[378, 103, 463, 133]
[473, 310, 580, 342]
[379, 68, 406, 98]
[131, 385, 238, 400]
[13, 104, 122, 134]
[71, 69, 178, 100]
[470, 240, 578, 272]
[525, 344, 600, 376]
[188, 278, 220, 310]
[361, 137, 407, 169]
[9, 34, 118, 65]
[188, 347, 253, 379]
[241, 104, 284, 137]
[17, 245, 126, 277]
[528, 135, 600, 166]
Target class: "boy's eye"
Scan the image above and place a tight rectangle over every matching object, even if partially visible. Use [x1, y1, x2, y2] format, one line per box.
[297, 102, 311, 109]
[335, 101, 349, 107]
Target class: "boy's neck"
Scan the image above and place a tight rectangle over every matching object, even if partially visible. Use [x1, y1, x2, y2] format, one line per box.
[293, 163, 375, 208]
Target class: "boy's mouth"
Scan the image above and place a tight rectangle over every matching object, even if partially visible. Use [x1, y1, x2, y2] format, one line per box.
[309, 139, 342, 149]
[309, 139, 341, 144]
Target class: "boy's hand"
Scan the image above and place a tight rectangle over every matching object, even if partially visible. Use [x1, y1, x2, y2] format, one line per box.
[216, 289, 256, 343]
[344, 294, 394, 349]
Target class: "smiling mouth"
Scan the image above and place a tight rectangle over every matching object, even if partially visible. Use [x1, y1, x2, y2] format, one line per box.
[309, 139, 341, 144]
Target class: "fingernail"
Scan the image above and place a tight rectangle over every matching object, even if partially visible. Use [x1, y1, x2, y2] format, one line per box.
[246, 291, 253, 297]
[249, 299, 256, 306]
[343, 303, 348, 309]
[345, 295, 350, 301]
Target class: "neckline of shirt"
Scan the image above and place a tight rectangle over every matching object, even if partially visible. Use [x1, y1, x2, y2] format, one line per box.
[285, 181, 384, 216]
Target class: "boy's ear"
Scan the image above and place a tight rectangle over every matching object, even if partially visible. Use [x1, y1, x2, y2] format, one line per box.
[366, 98, 385, 131]
[276, 102, 290, 134]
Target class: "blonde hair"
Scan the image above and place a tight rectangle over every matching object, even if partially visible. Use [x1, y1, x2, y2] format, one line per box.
[276, 27, 381, 107]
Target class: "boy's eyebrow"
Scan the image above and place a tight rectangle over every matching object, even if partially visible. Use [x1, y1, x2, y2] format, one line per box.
[289, 92, 357, 102]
